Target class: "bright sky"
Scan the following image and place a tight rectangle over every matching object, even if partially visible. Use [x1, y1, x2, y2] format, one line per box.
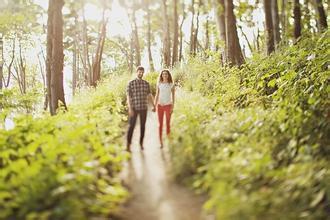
[34, 0, 132, 37]
[30, 0, 263, 102]
[33, 0, 264, 57]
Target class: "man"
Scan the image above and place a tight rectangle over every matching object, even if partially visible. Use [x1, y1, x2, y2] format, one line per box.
[126, 66, 155, 152]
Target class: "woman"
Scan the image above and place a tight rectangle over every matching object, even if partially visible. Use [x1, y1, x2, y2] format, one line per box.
[154, 69, 175, 148]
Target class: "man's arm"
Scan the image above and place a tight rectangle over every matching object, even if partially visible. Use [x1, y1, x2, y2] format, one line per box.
[127, 94, 134, 116]
[127, 83, 134, 116]
[146, 82, 155, 111]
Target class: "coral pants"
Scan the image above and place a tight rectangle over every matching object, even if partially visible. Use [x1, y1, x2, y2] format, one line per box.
[157, 104, 172, 141]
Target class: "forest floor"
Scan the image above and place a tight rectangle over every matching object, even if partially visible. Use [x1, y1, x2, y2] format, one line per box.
[115, 109, 213, 220]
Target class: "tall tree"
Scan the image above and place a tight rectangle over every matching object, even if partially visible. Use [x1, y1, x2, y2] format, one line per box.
[119, 0, 141, 68]
[190, 0, 196, 55]
[272, 0, 281, 46]
[314, 0, 328, 31]
[303, 0, 312, 31]
[224, 0, 244, 66]
[131, 5, 141, 66]
[179, 2, 186, 62]
[146, 0, 155, 71]
[72, 13, 79, 96]
[4, 38, 15, 88]
[213, 0, 226, 62]
[14, 41, 27, 94]
[293, 0, 302, 39]
[172, 0, 179, 66]
[204, 17, 210, 51]
[192, 0, 202, 56]
[162, 0, 171, 67]
[280, 0, 287, 39]
[264, 0, 275, 54]
[91, 10, 108, 87]
[0, 34, 3, 90]
[81, 8, 92, 86]
[46, 0, 67, 115]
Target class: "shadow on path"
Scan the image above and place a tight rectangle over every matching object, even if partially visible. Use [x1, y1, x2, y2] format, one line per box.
[116, 110, 212, 220]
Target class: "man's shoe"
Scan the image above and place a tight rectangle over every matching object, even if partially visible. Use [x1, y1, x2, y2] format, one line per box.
[140, 144, 144, 150]
[126, 144, 131, 152]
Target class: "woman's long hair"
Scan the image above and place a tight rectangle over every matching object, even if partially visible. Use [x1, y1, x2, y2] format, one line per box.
[158, 69, 173, 83]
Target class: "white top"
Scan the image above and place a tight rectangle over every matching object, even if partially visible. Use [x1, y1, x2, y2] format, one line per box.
[158, 82, 174, 105]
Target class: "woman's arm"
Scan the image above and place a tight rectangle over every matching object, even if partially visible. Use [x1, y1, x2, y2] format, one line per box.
[154, 86, 160, 107]
[171, 85, 175, 113]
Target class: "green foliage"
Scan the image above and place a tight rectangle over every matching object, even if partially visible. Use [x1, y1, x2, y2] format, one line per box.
[0, 0, 42, 35]
[0, 87, 42, 114]
[144, 71, 159, 95]
[0, 75, 130, 219]
[169, 31, 330, 219]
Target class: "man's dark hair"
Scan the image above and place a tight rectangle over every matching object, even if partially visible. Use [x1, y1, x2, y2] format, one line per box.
[136, 66, 145, 72]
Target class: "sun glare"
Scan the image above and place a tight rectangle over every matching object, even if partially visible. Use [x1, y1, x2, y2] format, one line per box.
[83, 1, 132, 38]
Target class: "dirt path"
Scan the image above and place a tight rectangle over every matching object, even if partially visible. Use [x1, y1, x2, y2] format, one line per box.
[116, 110, 213, 220]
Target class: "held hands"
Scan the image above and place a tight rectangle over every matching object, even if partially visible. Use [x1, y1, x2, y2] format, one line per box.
[128, 108, 134, 117]
[152, 102, 156, 112]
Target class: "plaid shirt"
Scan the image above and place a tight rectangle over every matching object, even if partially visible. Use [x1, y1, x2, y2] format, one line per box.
[127, 78, 151, 110]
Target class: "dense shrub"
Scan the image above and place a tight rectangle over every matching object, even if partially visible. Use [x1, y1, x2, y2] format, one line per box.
[0, 87, 43, 115]
[144, 71, 159, 96]
[169, 32, 330, 219]
[0, 76, 130, 219]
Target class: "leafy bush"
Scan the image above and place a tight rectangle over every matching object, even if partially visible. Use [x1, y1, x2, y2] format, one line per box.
[144, 71, 159, 96]
[169, 31, 330, 219]
[0, 87, 43, 114]
[0, 75, 130, 219]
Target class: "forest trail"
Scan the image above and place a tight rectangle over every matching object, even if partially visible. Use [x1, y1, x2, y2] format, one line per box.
[116, 109, 212, 220]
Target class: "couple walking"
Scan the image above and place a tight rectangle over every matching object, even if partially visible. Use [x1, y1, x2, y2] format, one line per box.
[126, 66, 175, 152]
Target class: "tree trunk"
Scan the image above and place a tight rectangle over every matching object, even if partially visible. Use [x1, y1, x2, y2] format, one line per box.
[272, 0, 281, 46]
[146, 0, 155, 71]
[172, 0, 179, 67]
[280, 0, 287, 41]
[132, 8, 141, 66]
[293, 0, 302, 39]
[129, 36, 134, 73]
[37, 53, 46, 97]
[162, 0, 171, 67]
[315, 0, 328, 31]
[5, 38, 15, 88]
[256, 28, 261, 52]
[46, 0, 66, 115]
[0, 34, 3, 90]
[224, 0, 244, 66]
[82, 9, 92, 86]
[205, 18, 210, 51]
[193, 0, 201, 56]
[213, 0, 226, 62]
[72, 49, 77, 96]
[190, 0, 195, 55]
[179, 3, 186, 62]
[72, 14, 79, 96]
[18, 41, 26, 94]
[303, 0, 312, 31]
[238, 25, 253, 53]
[264, 0, 275, 54]
[92, 11, 107, 87]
